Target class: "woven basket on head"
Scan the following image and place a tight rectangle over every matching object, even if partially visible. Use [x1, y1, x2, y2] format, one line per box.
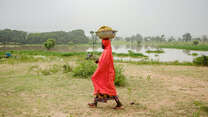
[96, 26, 117, 39]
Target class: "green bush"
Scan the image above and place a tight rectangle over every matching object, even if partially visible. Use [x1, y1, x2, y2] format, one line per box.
[193, 40, 199, 46]
[73, 60, 126, 86]
[114, 65, 126, 86]
[63, 63, 72, 73]
[73, 60, 97, 78]
[193, 55, 208, 66]
[44, 39, 56, 50]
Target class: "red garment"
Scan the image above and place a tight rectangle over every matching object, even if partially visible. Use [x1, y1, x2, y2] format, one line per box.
[91, 39, 117, 96]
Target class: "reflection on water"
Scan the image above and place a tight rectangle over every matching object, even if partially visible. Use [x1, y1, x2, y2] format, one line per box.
[1, 44, 208, 62]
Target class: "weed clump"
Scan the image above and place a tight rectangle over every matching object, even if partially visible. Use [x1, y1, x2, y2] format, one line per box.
[114, 64, 126, 86]
[72, 60, 127, 86]
[193, 55, 208, 66]
[63, 63, 72, 73]
[73, 60, 97, 78]
[28, 64, 61, 75]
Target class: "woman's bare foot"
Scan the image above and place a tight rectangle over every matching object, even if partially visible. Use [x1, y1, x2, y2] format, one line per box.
[113, 105, 124, 109]
[88, 103, 97, 108]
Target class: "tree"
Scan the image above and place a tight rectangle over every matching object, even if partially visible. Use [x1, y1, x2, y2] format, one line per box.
[193, 40, 199, 46]
[44, 39, 56, 50]
[182, 33, 192, 42]
[201, 35, 208, 42]
[168, 36, 176, 42]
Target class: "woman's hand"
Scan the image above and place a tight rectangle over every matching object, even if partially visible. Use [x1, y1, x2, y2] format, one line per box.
[102, 43, 105, 49]
[95, 59, 99, 64]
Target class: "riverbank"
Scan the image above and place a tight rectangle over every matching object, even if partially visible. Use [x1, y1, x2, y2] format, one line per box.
[0, 56, 208, 117]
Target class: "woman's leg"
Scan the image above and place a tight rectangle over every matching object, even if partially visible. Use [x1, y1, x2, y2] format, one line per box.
[113, 96, 122, 108]
[88, 95, 98, 107]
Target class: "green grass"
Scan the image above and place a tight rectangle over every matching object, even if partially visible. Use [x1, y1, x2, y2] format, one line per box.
[0, 56, 208, 117]
[146, 50, 164, 54]
[115, 59, 194, 66]
[0, 50, 148, 60]
[191, 53, 198, 56]
[146, 42, 208, 51]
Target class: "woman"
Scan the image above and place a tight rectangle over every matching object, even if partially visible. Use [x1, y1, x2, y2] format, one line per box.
[88, 26, 123, 109]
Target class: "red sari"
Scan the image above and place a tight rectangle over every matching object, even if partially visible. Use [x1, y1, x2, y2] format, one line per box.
[91, 39, 117, 96]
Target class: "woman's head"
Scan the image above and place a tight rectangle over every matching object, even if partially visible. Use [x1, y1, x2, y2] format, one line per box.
[102, 39, 111, 48]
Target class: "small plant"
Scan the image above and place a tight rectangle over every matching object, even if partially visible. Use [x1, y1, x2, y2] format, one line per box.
[44, 39, 56, 50]
[29, 64, 61, 75]
[192, 111, 200, 117]
[114, 64, 126, 86]
[192, 53, 198, 56]
[28, 65, 41, 75]
[63, 63, 72, 73]
[41, 69, 51, 75]
[193, 101, 208, 116]
[147, 75, 151, 80]
[49, 64, 60, 73]
[73, 60, 97, 78]
[193, 55, 208, 66]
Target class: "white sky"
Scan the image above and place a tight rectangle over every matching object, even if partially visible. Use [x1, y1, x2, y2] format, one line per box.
[0, 0, 207, 37]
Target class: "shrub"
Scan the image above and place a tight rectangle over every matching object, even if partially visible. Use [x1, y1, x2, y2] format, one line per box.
[63, 63, 72, 73]
[114, 65, 126, 86]
[193, 40, 199, 46]
[73, 60, 126, 86]
[73, 60, 97, 78]
[193, 55, 208, 66]
[44, 39, 56, 50]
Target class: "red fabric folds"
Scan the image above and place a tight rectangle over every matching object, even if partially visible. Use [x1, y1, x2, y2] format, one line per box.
[91, 39, 117, 96]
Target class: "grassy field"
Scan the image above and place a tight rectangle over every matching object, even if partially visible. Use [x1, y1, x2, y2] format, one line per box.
[0, 55, 208, 117]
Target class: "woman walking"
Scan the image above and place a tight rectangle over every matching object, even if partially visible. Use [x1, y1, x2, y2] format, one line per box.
[88, 26, 123, 109]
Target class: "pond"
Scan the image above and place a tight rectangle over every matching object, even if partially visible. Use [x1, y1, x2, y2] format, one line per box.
[1, 44, 208, 62]
[87, 44, 208, 62]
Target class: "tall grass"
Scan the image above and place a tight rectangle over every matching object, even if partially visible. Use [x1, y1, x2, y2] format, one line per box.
[73, 60, 97, 78]
[114, 64, 126, 86]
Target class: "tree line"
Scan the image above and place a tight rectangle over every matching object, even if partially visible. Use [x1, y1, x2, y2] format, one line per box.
[124, 33, 208, 43]
[0, 29, 89, 45]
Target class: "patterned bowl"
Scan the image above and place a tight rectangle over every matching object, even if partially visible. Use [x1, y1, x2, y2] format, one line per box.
[96, 31, 117, 39]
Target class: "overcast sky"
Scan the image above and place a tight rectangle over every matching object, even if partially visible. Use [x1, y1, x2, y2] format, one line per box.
[0, 0, 207, 37]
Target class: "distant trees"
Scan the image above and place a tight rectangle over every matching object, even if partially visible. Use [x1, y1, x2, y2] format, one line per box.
[1, 28, 207, 45]
[168, 36, 176, 42]
[143, 35, 166, 42]
[201, 35, 208, 42]
[125, 33, 143, 43]
[0, 29, 89, 44]
[44, 39, 56, 50]
[182, 33, 192, 42]
[0, 29, 27, 45]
